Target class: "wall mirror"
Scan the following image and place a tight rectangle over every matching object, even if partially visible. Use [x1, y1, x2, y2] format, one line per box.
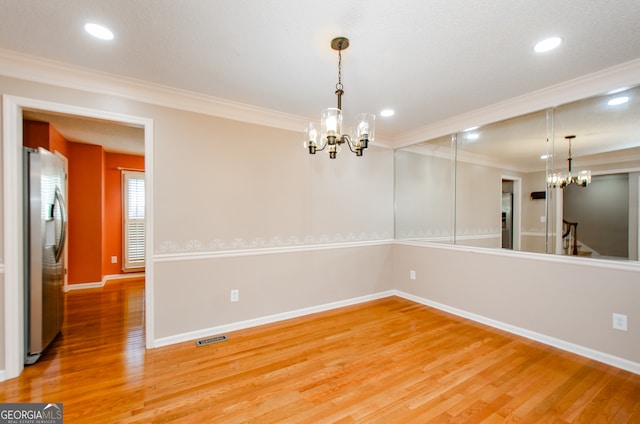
[395, 85, 640, 262]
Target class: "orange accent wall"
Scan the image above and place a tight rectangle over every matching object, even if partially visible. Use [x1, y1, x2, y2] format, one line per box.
[23, 120, 50, 150]
[104, 153, 145, 275]
[23, 120, 70, 157]
[67, 142, 104, 284]
[48, 123, 70, 158]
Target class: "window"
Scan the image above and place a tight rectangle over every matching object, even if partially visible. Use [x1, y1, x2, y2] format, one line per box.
[123, 171, 145, 271]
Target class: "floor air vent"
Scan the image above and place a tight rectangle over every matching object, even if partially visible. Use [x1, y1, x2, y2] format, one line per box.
[196, 335, 228, 346]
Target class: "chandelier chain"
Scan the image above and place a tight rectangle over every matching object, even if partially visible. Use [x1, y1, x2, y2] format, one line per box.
[336, 48, 343, 92]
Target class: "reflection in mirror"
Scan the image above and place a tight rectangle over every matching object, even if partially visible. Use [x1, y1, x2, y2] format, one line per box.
[454, 110, 549, 251]
[394, 135, 454, 243]
[551, 85, 640, 261]
[394, 84, 639, 263]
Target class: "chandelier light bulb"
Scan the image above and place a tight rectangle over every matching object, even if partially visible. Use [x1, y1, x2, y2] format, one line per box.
[326, 117, 338, 135]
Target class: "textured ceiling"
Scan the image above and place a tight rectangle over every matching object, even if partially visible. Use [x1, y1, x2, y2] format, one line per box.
[2, 0, 640, 159]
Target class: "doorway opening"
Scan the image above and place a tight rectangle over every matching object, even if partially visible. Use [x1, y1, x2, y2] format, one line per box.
[3, 95, 154, 380]
[501, 177, 522, 250]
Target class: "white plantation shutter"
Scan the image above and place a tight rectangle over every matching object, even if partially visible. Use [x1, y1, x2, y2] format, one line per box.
[123, 171, 145, 270]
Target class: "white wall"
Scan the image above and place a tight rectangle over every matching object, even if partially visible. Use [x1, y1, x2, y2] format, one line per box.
[395, 149, 454, 241]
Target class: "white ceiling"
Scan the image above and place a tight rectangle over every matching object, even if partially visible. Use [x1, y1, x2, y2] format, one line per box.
[2, 0, 640, 158]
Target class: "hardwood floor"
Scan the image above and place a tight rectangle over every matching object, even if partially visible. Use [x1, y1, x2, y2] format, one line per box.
[2, 278, 639, 423]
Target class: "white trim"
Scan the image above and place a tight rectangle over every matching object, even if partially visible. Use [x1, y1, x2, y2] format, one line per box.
[456, 233, 501, 241]
[592, 167, 640, 176]
[396, 58, 640, 148]
[521, 231, 548, 237]
[64, 272, 146, 292]
[65, 281, 104, 291]
[154, 239, 393, 263]
[2, 95, 155, 379]
[0, 48, 308, 134]
[154, 290, 395, 348]
[144, 117, 155, 349]
[105, 272, 145, 282]
[555, 186, 564, 254]
[392, 290, 640, 375]
[3, 94, 24, 379]
[393, 240, 640, 272]
[398, 237, 454, 243]
[122, 170, 146, 270]
[0, 370, 5, 382]
[0, 48, 394, 148]
[637, 174, 640, 262]
[2, 49, 639, 150]
[501, 175, 522, 251]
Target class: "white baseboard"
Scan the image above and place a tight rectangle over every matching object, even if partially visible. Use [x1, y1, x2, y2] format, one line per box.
[105, 272, 145, 282]
[0, 369, 5, 382]
[65, 281, 104, 291]
[65, 272, 145, 292]
[392, 290, 640, 375]
[154, 290, 395, 348]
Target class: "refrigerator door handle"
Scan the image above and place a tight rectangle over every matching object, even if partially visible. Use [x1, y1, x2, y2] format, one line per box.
[53, 186, 67, 263]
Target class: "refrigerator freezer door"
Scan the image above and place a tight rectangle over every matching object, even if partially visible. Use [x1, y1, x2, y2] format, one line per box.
[25, 147, 67, 364]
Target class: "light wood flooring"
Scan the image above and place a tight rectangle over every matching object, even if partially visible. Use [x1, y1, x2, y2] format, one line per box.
[1, 278, 639, 423]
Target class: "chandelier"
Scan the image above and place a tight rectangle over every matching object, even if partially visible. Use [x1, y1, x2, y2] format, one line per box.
[547, 135, 591, 188]
[304, 37, 375, 159]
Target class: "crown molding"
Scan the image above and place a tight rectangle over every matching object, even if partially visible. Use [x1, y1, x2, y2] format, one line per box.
[0, 48, 310, 133]
[2, 48, 637, 151]
[0, 48, 397, 149]
[395, 58, 640, 148]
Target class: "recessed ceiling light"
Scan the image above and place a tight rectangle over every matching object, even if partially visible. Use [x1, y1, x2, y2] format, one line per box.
[380, 109, 395, 117]
[465, 133, 480, 141]
[84, 23, 114, 40]
[608, 96, 629, 106]
[607, 87, 629, 95]
[534, 37, 561, 53]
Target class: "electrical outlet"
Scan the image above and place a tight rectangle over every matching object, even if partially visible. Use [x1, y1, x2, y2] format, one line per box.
[612, 313, 627, 331]
[409, 270, 416, 280]
[230, 289, 239, 303]
[111, 256, 117, 264]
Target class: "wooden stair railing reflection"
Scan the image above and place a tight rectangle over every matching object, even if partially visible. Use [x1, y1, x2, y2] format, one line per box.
[562, 219, 578, 255]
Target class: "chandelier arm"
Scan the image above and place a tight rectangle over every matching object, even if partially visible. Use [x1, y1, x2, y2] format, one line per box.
[315, 142, 328, 152]
[342, 135, 359, 154]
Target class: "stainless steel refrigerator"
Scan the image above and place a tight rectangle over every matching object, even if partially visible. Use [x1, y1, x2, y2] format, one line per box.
[24, 147, 68, 365]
